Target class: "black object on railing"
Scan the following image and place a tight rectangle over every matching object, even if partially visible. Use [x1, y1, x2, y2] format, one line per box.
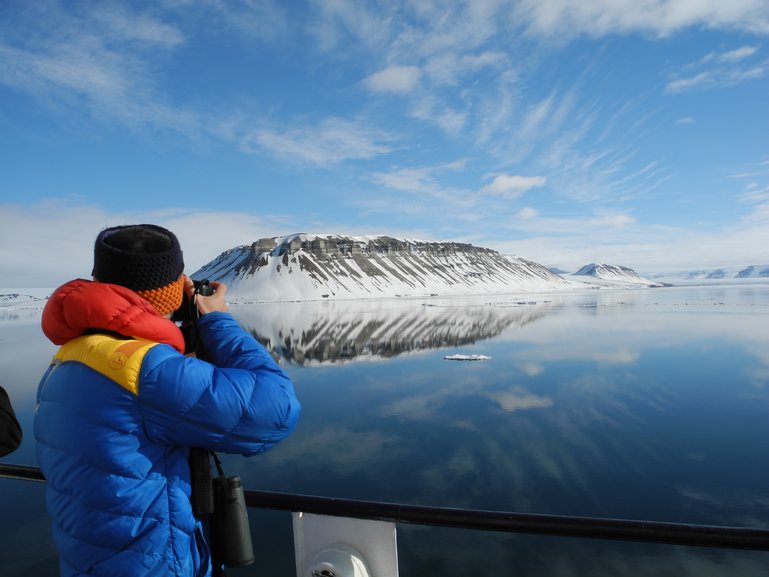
[0, 463, 45, 482]
[3, 463, 769, 551]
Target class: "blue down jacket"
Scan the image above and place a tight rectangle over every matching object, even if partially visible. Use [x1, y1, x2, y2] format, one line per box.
[35, 279, 300, 576]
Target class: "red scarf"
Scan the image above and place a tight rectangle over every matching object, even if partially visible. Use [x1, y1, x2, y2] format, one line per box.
[42, 279, 185, 353]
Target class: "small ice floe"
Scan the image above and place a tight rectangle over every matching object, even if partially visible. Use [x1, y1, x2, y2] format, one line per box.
[444, 354, 492, 361]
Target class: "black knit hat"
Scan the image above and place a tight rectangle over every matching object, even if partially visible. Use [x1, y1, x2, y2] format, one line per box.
[93, 224, 185, 315]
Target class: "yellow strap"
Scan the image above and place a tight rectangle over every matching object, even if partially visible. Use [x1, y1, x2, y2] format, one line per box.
[54, 334, 157, 396]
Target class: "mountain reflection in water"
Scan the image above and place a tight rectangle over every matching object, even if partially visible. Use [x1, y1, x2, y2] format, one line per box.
[230, 297, 556, 364]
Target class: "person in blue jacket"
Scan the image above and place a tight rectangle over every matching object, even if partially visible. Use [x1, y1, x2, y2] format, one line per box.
[35, 224, 301, 577]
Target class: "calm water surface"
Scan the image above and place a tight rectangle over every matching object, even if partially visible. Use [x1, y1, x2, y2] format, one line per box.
[1, 283, 767, 575]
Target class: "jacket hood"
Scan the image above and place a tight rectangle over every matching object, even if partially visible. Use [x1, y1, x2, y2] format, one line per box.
[42, 279, 185, 353]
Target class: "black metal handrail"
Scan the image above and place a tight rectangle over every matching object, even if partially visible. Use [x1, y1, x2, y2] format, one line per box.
[2, 463, 768, 551]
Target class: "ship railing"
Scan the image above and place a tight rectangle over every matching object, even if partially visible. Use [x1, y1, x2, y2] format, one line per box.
[2, 461, 768, 576]
[1, 462, 768, 551]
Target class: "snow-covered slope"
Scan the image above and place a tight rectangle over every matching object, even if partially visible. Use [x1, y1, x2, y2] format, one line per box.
[736, 265, 769, 278]
[0, 289, 50, 308]
[0, 289, 50, 321]
[570, 263, 666, 288]
[192, 233, 578, 302]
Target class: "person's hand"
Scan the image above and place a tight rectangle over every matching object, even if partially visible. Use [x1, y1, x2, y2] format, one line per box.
[182, 276, 229, 315]
[195, 280, 229, 315]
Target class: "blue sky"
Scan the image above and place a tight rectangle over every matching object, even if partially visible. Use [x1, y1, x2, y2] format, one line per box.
[1, 0, 767, 287]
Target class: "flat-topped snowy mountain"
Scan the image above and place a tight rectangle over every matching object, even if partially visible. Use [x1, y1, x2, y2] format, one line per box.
[570, 263, 667, 288]
[192, 233, 577, 302]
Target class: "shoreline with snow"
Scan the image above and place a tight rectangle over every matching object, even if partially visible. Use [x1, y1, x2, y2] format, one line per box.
[4, 278, 769, 309]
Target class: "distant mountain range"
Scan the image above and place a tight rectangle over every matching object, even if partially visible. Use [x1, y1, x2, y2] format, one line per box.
[191, 233, 666, 302]
[646, 265, 769, 281]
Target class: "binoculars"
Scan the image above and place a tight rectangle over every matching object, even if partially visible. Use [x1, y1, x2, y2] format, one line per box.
[190, 443, 254, 569]
[171, 279, 214, 324]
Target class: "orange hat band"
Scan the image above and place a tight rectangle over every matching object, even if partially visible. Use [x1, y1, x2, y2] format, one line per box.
[137, 275, 185, 317]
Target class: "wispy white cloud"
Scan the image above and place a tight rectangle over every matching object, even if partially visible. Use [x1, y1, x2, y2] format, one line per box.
[423, 50, 507, 86]
[0, 1, 285, 138]
[88, 3, 185, 46]
[506, 210, 638, 237]
[732, 160, 769, 228]
[702, 45, 758, 64]
[306, 0, 392, 53]
[512, 0, 769, 39]
[665, 44, 768, 93]
[516, 207, 539, 220]
[670, 72, 715, 93]
[364, 65, 422, 94]
[481, 174, 547, 198]
[196, 0, 289, 42]
[370, 166, 441, 195]
[242, 118, 395, 166]
[369, 161, 476, 207]
[0, 3, 197, 132]
[410, 95, 470, 135]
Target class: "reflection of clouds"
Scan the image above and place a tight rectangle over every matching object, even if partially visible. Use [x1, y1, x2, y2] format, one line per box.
[381, 392, 439, 421]
[678, 485, 769, 529]
[519, 362, 543, 376]
[743, 343, 769, 395]
[379, 367, 553, 422]
[416, 446, 485, 502]
[743, 366, 769, 396]
[493, 287, 769, 377]
[678, 486, 723, 507]
[401, 386, 667, 515]
[250, 425, 406, 469]
[372, 351, 695, 519]
[485, 388, 552, 411]
[592, 349, 639, 364]
[370, 366, 676, 516]
[509, 345, 640, 367]
[380, 372, 485, 422]
[398, 522, 769, 577]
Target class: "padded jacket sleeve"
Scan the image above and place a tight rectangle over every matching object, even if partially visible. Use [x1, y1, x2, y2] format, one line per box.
[0, 386, 22, 457]
[137, 312, 300, 455]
